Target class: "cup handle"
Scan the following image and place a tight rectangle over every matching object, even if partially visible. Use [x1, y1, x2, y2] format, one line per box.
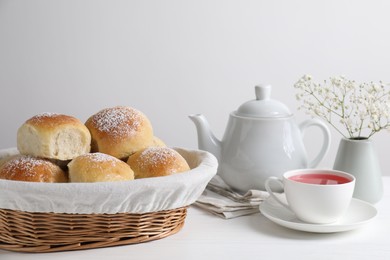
[265, 177, 291, 211]
[299, 118, 331, 168]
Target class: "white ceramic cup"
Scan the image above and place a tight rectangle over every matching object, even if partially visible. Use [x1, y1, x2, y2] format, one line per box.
[265, 169, 355, 224]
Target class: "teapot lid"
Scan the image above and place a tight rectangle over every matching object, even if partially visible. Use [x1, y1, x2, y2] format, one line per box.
[235, 85, 292, 118]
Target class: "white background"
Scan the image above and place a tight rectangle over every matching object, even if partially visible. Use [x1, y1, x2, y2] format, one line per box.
[0, 0, 389, 175]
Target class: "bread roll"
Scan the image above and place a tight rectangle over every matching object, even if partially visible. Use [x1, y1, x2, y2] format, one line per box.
[0, 148, 19, 168]
[151, 136, 166, 147]
[17, 113, 91, 160]
[0, 155, 67, 183]
[68, 153, 134, 182]
[127, 147, 190, 179]
[85, 106, 153, 159]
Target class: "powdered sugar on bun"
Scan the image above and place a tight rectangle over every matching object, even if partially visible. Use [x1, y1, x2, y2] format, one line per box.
[85, 106, 154, 159]
[26, 113, 80, 128]
[89, 106, 142, 138]
[137, 147, 178, 168]
[83, 152, 119, 163]
[0, 155, 67, 183]
[68, 153, 134, 183]
[72, 153, 118, 171]
[127, 147, 190, 179]
[27, 112, 60, 121]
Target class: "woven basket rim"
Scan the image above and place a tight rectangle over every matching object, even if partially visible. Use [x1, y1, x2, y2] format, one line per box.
[0, 207, 187, 253]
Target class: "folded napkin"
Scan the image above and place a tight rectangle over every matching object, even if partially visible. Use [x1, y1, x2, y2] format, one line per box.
[194, 175, 269, 219]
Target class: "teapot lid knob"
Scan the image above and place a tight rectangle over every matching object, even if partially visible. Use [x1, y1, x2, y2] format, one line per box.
[235, 84, 292, 118]
[255, 84, 271, 100]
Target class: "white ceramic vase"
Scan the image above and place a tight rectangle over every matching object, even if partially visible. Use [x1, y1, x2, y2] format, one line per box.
[333, 138, 383, 204]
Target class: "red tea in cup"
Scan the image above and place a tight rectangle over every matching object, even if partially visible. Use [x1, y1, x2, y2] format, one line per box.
[289, 173, 351, 185]
[265, 169, 356, 224]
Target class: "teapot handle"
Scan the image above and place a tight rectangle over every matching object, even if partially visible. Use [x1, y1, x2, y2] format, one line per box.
[299, 119, 331, 168]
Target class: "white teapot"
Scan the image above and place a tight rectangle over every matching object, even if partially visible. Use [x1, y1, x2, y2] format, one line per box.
[189, 85, 331, 192]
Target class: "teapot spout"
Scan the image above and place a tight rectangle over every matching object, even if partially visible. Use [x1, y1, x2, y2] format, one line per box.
[189, 114, 221, 161]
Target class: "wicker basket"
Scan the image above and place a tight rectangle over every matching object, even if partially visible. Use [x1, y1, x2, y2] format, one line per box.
[0, 207, 187, 253]
[0, 148, 217, 253]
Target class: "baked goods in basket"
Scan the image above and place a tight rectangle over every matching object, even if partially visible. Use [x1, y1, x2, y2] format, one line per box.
[151, 136, 166, 147]
[68, 152, 134, 182]
[17, 113, 91, 160]
[0, 148, 218, 253]
[85, 106, 154, 159]
[0, 155, 67, 183]
[127, 147, 190, 179]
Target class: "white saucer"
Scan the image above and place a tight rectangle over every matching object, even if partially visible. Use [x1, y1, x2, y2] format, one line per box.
[259, 195, 377, 233]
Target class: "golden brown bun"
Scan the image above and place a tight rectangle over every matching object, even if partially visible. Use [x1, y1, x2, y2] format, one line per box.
[68, 153, 134, 182]
[85, 106, 154, 159]
[151, 136, 166, 147]
[0, 155, 68, 183]
[0, 148, 19, 168]
[17, 113, 91, 160]
[46, 158, 71, 171]
[0, 154, 17, 169]
[127, 147, 190, 179]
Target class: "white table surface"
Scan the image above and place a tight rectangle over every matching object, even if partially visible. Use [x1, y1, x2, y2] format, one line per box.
[1, 177, 389, 260]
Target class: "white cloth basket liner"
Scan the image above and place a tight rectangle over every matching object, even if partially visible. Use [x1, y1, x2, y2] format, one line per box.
[0, 148, 218, 214]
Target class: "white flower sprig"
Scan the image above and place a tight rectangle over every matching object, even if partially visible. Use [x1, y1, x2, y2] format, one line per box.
[294, 75, 390, 139]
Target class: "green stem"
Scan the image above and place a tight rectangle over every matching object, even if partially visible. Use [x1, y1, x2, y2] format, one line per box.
[304, 89, 344, 118]
[357, 119, 364, 137]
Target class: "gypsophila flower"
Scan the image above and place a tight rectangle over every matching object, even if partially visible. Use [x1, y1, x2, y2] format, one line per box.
[294, 75, 390, 139]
